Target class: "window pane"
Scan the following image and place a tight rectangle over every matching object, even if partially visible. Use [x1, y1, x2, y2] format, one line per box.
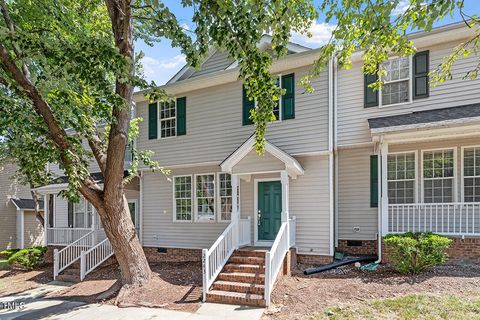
[174, 176, 192, 221]
[196, 174, 215, 220]
[464, 148, 480, 202]
[387, 152, 415, 204]
[423, 149, 454, 203]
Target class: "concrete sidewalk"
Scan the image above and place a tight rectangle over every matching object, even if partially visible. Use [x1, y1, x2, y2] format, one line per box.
[0, 283, 265, 320]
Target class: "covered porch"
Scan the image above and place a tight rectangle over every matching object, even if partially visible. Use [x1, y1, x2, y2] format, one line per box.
[369, 104, 480, 236]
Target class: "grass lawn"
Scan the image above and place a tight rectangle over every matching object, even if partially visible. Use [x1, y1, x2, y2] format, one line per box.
[311, 294, 480, 320]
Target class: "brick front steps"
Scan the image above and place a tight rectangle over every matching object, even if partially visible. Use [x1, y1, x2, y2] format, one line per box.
[56, 266, 81, 282]
[206, 248, 267, 307]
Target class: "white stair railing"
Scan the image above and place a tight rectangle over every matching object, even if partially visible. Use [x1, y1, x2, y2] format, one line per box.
[80, 237, 114, 281]
[239, 217, 252, 246]
[53, 230, 94, 280]
[47, 228, 92, 246]
[202, 220, 237, 301]
[264, 221, 289, 306]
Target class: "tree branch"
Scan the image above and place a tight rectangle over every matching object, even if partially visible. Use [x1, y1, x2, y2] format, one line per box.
[87, 134, 107, 174]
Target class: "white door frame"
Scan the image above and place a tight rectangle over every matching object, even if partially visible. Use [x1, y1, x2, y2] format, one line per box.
[253, 178, 281, 247]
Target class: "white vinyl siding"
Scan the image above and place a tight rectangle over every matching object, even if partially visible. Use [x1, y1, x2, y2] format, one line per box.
[136, 66, 329, 167]
[337, 39, 480, 146]
[463, 146, 480, 202]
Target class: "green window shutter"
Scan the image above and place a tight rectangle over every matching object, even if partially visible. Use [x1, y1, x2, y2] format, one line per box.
[281, 73, 295, 120]
[148, 102, 158, 139]
[364, 73, 378, 108]
[68, 202, 73, 228]
[176, 97, 186, 136]
[242, 86, 254, 125]
[370, 155, 379, 208]
[413, 50, 429, 100]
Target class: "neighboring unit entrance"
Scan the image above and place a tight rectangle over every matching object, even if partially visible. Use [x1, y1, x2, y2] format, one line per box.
[257, 181, 282, 241]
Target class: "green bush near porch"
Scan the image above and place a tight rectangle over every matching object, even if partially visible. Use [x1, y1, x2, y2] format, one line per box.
[7, 247, 47, 270]
[0, 248, 20, 259]
[384, 232, 452, 274]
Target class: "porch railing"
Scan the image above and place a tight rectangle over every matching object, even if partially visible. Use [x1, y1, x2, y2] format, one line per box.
[264, 220, 290, 306]
[53, 230, 94, 279]
[80, 238, 113, 281]
[289, 216, 296, 247]
[239, 217, 252, 246]
[47, 228, 92, 246]
[388, 203, 480, 236]
[202, 220, 237, 301]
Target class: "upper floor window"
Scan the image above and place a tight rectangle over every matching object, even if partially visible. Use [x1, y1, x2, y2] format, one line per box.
[423, 149, 454, 203]
[464, 147, 480, 202]
[388, 152, 416, 204]
[159, 101, 176, 138]
[381, 57, 410, 106]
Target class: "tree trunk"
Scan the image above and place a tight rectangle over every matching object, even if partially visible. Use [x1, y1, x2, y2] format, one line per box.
[98, 194, 151, 287]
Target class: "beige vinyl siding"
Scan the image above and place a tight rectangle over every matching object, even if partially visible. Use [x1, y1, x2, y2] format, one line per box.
[232, 150, 285, 174]
[337, 39, 480, 146]
[0, 164, 33, 249]
[54, 195, 69, 227]
[142, 155, 331, 255]
[23, 211, 44, 247]
[390, 136, 480, 203]
[337, 146, 378, 240]
[136, 65, 329, 167]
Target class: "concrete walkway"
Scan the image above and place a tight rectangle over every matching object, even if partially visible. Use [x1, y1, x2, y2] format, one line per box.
[0, 283, 265, 320]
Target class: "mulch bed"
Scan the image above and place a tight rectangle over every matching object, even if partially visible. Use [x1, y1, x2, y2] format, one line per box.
[262, 263, 480, 320]
[0, 265, 52, 296]
[47, 262, 203, 313]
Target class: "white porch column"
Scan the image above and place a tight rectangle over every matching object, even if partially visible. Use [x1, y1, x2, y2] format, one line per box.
[231, 174, 240, 248]
[44, 194, 48, 245]
[380, 143, 389, 236]
[280, 170, 289, 223]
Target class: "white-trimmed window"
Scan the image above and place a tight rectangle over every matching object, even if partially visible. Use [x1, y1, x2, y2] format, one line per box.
[70, 198, 93, 228]
[218, 173, 232, 221]
[195, 174, 215, 221]
[380, 57, 411, 106]
[159, 101, 176, 138]
[464, 147, 480, 202]
[388, 152, 416, 204]
[423, 149, 454, 203]
[174, 176, 192, 221]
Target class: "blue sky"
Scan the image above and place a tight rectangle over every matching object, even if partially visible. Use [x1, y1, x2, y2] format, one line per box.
[136, 0, 480, 85]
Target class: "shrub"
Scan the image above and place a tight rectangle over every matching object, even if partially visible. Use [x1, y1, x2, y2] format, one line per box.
[7, 246, 47, 270]
[384, 232, 452, 274]
[0, 248, 20, 259]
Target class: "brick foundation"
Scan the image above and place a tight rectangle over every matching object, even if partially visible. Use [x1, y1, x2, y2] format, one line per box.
[337, 240, 378, 256]
[143, 247, 202, 263]
[382, 236, 480, 264]
[294, 251, 333, 265]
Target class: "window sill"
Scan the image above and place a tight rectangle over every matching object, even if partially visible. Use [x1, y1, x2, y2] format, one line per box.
[377, 100, 412, 109]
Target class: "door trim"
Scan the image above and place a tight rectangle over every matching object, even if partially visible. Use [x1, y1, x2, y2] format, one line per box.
[254, 178, 281, 247]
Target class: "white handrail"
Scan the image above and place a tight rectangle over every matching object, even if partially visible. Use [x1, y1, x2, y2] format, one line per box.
[264, 221, 289, 306]
[47, 228, 92, 246]
[53, 230, 94, 280]
[202, 220, 237, 301]
[388, 203, 480, 235]
[80, 238, 114, 281]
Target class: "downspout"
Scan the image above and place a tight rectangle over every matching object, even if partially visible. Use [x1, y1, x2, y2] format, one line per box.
[333, 54, 339, 249]
[328, 56, 335, 256]
[375, 137, 383, 264]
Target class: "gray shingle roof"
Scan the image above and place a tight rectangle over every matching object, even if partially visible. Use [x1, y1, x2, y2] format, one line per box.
[368, 104, 480, 129]
[11, 198, 44, 210]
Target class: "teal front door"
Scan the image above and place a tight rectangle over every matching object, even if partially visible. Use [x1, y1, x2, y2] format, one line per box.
[258, 181, 282, 241]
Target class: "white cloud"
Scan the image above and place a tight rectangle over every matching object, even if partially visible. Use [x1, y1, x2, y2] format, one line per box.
[392, 0, 410, 15]
[291, 21, 336, 47]
[140, 54, 186, 84]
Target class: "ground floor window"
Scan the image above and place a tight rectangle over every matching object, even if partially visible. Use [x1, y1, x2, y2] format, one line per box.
[464, 146, 480, 202]
[174, 176, 192, 221]
[423, 149, 454, 203]
[388, 152, 416, 204]
[218, 173, 232, 221]
[195, 174, 215, 221]
[68, 198, 93, 228]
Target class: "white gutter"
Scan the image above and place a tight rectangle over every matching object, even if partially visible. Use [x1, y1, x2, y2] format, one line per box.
[333, 55, 339, 248]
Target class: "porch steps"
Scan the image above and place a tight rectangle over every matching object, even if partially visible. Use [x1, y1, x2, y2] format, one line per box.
[56, 267, 81, 283]
[206, 248, 267, 307]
